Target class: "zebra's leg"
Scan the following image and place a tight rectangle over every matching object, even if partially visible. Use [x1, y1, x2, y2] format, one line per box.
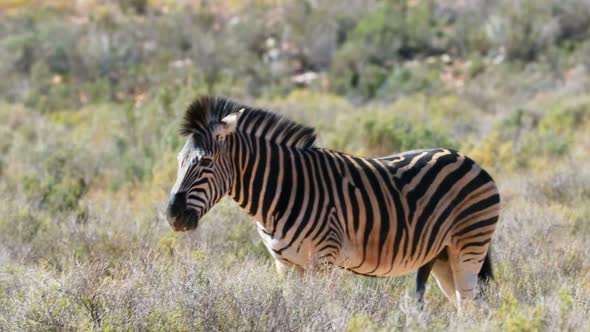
[274, 259, 304, 278]
[448, 209, 499, 308]
[430, 248, 457, 304]
[416, 260, 434, 308]
[448, 250, 483, 308]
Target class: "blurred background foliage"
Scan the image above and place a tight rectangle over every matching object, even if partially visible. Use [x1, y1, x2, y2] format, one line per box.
[0, 0, 589, 330]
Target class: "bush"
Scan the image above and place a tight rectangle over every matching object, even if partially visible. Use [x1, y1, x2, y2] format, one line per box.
[538, 96, 590, 134]
[526, 163, 590, 205]
[328, 1, 449, 99]
[466, 97, 590, 171]
[19, 148, 89, 212]
[360, 111, 456, 157]
[0, 210, 48, 245]
[375, 63, 442, 100]
[486, 1, 557, 62]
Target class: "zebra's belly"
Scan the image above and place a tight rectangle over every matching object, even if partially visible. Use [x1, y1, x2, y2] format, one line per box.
[337, 241, 434, 277]
[256, 222, 314, 268]
[256, 222, 436, 275]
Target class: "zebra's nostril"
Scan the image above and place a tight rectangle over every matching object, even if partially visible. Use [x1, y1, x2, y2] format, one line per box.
[167, 192, 187, 218]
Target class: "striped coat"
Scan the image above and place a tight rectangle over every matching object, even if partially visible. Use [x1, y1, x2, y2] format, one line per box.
[167, 97, 501, 306]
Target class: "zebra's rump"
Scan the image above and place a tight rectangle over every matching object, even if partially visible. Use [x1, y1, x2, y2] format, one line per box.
[331, 148, 500, 277]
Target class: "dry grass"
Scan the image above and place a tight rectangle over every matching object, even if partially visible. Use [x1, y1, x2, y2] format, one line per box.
[1, 157, 589, 331]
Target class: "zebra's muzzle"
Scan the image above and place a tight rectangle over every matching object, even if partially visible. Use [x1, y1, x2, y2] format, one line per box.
[167, 192, 187, 218]
[167, 208, 199, 232]
[166, 192, 199, 231]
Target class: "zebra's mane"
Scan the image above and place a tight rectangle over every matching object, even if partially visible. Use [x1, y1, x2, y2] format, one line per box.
[181, 96, 317, 149]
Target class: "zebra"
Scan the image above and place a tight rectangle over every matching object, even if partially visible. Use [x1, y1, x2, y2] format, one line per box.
[166, 96, 501, 306]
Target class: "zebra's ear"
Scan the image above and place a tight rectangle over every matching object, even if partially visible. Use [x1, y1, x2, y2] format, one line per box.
[212, 108, 243, 140]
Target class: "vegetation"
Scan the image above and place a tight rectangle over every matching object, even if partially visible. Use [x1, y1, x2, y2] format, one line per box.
[1, 0, 589, 330]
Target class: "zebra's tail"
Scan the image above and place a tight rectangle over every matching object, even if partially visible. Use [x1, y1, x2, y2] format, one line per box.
[478, 245, 494, 284]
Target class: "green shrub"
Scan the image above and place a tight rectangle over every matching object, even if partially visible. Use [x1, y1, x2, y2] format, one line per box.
[19, 147, 89, 212]
[520, 130, 570, 161]
[361, 112, 456, 156]
[0, 210, 47, 244]
[538, 97, 590, 134]
[497, 294, 547, 332]
[468, 99, 589, 171]
[328, 1, 448, 99]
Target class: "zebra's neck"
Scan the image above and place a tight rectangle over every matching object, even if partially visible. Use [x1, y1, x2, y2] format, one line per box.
[227, 133, 314, 232]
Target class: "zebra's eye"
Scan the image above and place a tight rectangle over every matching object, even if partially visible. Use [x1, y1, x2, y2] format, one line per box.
[200, 158, 213, 168]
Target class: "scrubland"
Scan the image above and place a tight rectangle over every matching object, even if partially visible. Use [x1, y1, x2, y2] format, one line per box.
[0, 1, 589, 331]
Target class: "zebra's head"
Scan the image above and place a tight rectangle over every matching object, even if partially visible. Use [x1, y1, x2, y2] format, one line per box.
[166, 97, 242, 231]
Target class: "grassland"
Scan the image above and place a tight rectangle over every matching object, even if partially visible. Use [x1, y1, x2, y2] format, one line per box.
[1, 1, 589, 331]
